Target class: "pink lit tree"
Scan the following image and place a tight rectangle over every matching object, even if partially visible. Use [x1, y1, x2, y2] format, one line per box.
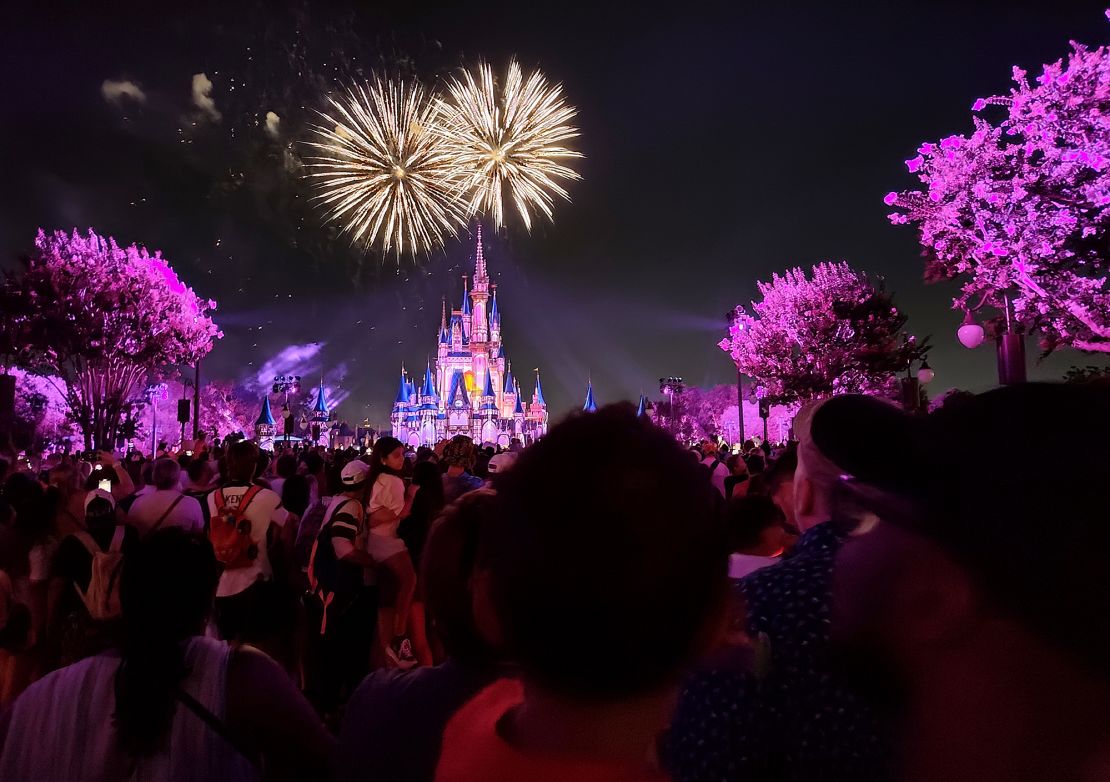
[0, 229, 221, 450]
[719, 262, 925, 404]
[885, 17, 1110, 353]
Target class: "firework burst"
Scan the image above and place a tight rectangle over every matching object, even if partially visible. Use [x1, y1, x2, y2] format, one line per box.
[305, 79, 468, 256]
[436, 60, 582, 231]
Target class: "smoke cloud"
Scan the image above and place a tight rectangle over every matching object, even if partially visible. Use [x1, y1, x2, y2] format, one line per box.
[264, 111, 281, 138]
[101, 79, 146, 105]
[191, 73, 221, 121]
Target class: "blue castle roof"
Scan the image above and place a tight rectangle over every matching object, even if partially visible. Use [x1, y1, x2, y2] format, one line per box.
[534, 372, 546, 406]
[421, 364, 437, 399]
[461, 281, 471, 316]
[503, 371, 515, 395]
[448, 372, 470, 408]
[514, 393, 525, 416]
[490, 289, 500, 323]
[482, 367, 496, 398]
[255, 396, 276, 426]
[583, 381, 598, 413]
[394, 371, 409, 406]
[313, 382, 329, 414]
[636, 393, 647, 417]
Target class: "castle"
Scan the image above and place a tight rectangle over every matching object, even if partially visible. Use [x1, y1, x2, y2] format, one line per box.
[391, 226, 549, 447]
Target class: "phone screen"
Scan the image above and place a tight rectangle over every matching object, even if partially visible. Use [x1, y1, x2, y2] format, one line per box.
[97, 479, 112, 492]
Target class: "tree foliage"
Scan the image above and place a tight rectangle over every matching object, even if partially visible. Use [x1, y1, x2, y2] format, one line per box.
[886, 17, 1110, 353]
[0, 229, 221, 449]
[719, 262, 925, 404]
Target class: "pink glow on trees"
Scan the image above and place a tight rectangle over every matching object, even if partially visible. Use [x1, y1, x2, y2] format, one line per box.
[0, 229, 221, 449]
[719, 262, 924, 404]
[886, 19, 1110, 353]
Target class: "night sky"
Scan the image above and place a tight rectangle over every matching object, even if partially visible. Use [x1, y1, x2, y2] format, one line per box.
[3, 0, 1108, 425]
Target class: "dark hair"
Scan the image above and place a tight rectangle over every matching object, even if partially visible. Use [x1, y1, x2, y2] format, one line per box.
[4, 472, 51, 548]
[745, 453, 766, 475]
[369, 436, 404, 484]
[763, 444, 798, 497]
[302, 451, 324, 475]
[415, 446, 436, 464]
[421, 489, 497, 666]
[487, 404, 727, 699]
[185, 457, 210, 485]
[282, 473, 311, 517]
[722, 494, 786, 551]
[85, 497, 116, 528]
[275, 454, 297, 479]
[113, 529, 221, 757]
[225, 440, 260, 484]
[152, 458, 181, 491]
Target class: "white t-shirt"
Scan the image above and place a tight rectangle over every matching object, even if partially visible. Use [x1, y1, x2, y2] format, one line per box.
[728, 552, 781, 580]
[207, 485, 289, 598]
[127, 489, 205, 537]
[367, 474, 404, 539]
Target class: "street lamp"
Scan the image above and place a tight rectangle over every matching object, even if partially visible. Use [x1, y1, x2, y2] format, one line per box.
[917, 360, 935, 385]
[956, 294, 1026, 384]
[144, 382, 168, 457]
[725, 307, 745, 444]
[659, 376, 686, 436]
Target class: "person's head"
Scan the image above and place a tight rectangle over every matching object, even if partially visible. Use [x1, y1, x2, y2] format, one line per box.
[47, 461, 81, 498]
[281, 473, 311, 517]
[442, 435, 476, 473]
[412, 460, 446, 505]
[151, 458, 181, 491]
[185, 457, 212, 488]
[302, 450, 324, 476]
[822, 386, 1110, 715]
[139, 459, 154, 488]
[763, 443, 798, 531]
[722, 494, 791, 557]
[275, 453, 297, 479]
[83, 489, 116, 529]
[114, 528, 221, 756]
[791, 398, 864, 532]
[422, 489, 498, 667]
[369, 436, 405, 479]
[481, 404, 726, 701]
[224, 440, 260, 484]
[339, 458, 371, 498]
[416, 445, 437, 464]
[745, 453, 766, 475]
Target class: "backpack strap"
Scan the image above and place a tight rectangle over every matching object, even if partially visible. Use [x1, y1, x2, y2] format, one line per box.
[213, 488, 228, 514]
[237, 485, 265, 516]
[151, 495, 184, 533]
[175, 686, 260, 768]
[107, 525, 126, 553]
[71, 530, 100, 556]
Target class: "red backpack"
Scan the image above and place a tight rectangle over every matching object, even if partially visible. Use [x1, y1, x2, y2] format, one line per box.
[209, 485, 264, 569]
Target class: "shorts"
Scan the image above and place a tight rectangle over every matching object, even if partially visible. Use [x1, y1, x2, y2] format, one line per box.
[365, 533, 407, 563]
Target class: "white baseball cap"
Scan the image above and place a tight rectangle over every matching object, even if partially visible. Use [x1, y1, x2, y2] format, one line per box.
[341, 460, 371, 486]
[487, 452, 518, 474]
[84, 488, 116, 513]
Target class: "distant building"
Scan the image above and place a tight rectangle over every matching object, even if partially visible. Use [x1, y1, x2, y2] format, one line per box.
[391, 226, 549, 447]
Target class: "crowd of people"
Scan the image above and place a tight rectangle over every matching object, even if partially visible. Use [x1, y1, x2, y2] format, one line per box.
[0, 382, 1107, 781]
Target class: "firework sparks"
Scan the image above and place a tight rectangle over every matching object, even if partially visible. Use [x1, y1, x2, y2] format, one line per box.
[436, 60, 582, 231]
[305, 79, 468, 256]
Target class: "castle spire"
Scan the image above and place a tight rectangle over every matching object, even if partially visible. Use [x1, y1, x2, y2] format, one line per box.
[313, 381, 329, 414]
[582, 380, 598, 413]
[461, 275, 471, 316]
[636, 393, 648, 418]
[475, 224, 487, 282]
[490, 285, 500, 324]
[255, 396, 276, 426]
[534, 369, 546, 406]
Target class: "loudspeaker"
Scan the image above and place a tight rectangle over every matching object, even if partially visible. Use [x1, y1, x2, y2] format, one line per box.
[177, 399, 191, 424]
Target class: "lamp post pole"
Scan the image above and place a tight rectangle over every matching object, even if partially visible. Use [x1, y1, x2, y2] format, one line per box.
[725, 308, 745, 444]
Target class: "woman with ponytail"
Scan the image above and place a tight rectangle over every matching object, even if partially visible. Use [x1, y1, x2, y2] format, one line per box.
[0, 528, 335, 781]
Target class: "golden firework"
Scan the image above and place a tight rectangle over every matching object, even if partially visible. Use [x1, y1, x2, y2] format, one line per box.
[435, 60, 582, 231]
[305, 79, 469, 256]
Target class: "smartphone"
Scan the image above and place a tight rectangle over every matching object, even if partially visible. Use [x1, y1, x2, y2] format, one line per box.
[97, 479, 112, 492]
[93, 463, 103, 471]
[185, 450, 193, 457]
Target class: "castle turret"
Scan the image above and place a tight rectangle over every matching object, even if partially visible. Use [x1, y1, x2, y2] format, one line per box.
[470, 225, 490, 344]
[583, 380, 598, 412]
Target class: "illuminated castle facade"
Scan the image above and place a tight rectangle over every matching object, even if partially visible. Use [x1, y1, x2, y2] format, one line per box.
[391, 226, 549, 447]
